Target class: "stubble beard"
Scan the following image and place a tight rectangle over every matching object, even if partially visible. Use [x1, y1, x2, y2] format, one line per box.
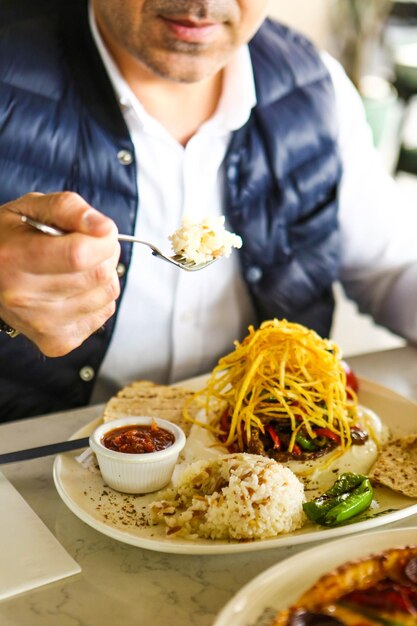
[127, 39, 233, 84]
[99, 0, 240, 83]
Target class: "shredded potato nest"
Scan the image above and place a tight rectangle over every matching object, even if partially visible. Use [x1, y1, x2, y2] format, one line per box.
[184, 319, 361, 466]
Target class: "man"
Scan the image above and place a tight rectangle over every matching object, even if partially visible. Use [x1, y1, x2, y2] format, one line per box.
[0, 0, 416, 421]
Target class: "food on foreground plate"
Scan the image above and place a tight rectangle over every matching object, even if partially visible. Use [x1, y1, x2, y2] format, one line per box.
[101, 421, 175, 454]
[102, 380, 195, 436]
[184, 319, 385, 488]
[147, 453, 305, 540]
[92, 326, 403, 539]
[303, 472, 374, 526]
[168, 216, 242, 264]
[271, 544, 417, 626]
[369, 433, 417, 498]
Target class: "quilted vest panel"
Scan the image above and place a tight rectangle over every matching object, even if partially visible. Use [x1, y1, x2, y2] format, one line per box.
[0, 3, 341, 421]
[224, 20, 341, 336]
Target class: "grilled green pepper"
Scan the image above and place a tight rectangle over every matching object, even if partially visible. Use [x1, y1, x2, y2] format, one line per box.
[303, 473, 374, 526]
[295, 433, 317, 452]
[323, 478, 373, 525]
[326, 472, 367, 496]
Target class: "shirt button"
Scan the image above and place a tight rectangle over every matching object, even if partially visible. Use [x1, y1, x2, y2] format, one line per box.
[116, 262, 126, 278]
[119, 96, 130, 108]
[79, 366, 95, 382]
[246, 266, 263, 283]
[117, 149, 133, 165]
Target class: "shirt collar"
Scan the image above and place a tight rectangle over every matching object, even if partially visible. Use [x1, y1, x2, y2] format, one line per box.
[89, 3, 257, 137]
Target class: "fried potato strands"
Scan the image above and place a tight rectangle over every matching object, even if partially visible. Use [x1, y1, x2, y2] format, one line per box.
[184, 319, 359, 454]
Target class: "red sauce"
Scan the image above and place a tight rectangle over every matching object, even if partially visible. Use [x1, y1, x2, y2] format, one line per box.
[102, 423, 175, 454]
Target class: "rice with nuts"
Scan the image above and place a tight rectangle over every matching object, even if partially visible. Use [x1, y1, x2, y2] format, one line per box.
[168, 216, 242, 264]
[147, 453, 305, 540]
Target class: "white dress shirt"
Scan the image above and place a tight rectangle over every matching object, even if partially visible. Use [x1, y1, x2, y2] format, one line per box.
[89, 10, 417, 401]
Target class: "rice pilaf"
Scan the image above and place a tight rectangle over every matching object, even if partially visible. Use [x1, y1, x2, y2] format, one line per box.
[147, 453, 305, 540]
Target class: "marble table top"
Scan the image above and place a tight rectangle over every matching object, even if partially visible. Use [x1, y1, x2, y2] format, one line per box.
[1, 345, 417, 626]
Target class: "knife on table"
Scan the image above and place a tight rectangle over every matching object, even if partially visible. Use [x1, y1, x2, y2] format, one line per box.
[0, 437, 90, 464]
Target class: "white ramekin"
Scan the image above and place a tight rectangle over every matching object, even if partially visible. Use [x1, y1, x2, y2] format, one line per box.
[89, 416, 186, 494]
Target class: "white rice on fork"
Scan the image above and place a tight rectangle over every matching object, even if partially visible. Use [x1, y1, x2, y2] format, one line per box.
[169, 216, 242, 265]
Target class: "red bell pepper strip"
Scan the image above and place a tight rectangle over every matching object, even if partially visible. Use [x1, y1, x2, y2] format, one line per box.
[341, 360, 359, 392]
[267, 425, 281, 450]
[314, 427, 341, 444]
[292, 443, 302, 457]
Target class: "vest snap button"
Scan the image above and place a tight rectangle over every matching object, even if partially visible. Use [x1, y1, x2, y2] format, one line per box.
[117, 149, 133, 165]
[227, 164, 237, 180]
[79, 366, 95, 382]
[246, 266, 263, 283]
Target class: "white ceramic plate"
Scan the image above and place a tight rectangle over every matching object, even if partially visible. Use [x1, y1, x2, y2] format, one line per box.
[53, 377, 417, 554]
[213, 526, 417, 626]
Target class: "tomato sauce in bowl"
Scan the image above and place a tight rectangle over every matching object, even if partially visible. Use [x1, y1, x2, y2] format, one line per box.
[89, 416, 186, 494]
[102, 423, 175, 454]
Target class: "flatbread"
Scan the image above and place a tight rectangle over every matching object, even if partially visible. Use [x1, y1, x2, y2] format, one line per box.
[102, 380, 195, 436]
[368, 433, 417, 498]
[272, 545, 417, 626]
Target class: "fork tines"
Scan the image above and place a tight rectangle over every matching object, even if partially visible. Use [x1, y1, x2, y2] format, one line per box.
[172, 254, 197, 267]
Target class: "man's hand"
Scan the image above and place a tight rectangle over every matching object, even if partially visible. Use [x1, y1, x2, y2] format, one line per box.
[0, 192, 121, 356]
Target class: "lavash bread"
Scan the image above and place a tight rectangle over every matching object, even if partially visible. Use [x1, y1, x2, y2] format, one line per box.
[368, 433, 417, 498]
[102, 380, 195, 436]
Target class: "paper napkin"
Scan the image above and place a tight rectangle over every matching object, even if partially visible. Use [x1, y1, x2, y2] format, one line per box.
[0, 471, 81, 601]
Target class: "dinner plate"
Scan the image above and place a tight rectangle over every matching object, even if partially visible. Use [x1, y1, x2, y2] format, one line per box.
[213, 526, 417, 626]
[53, 376, 417, 554]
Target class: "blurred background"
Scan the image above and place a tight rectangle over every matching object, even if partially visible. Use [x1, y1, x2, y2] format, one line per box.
[268, 0, 417, 356]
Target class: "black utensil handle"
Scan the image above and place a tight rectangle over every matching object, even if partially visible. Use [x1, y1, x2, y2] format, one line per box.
[0, 437, 90, 464]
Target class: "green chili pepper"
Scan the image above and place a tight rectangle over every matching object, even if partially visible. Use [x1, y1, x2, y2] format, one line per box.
[326, 472, 367, 496]
[323, 479, 373, 525]
[303, 472, 364, 521]
[302, 492, 349, 522]
[295, 433, 317, 452]
[303, 473, 374, 526]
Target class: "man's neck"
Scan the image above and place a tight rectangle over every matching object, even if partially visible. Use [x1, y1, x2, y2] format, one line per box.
[97, 26, 223, 146]
[123, 61, 223, 146]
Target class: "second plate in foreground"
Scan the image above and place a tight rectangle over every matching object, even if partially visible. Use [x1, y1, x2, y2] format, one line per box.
[213, 526, 417, 626]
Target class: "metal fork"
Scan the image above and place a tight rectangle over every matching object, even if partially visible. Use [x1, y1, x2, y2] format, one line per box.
[20, 215, 216, 272]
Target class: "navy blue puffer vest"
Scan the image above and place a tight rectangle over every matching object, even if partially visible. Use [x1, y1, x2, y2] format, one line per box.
[0, 1, 341, 421]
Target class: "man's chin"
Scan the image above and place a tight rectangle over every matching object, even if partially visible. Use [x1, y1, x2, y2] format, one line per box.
[138, 49, 230, 83]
